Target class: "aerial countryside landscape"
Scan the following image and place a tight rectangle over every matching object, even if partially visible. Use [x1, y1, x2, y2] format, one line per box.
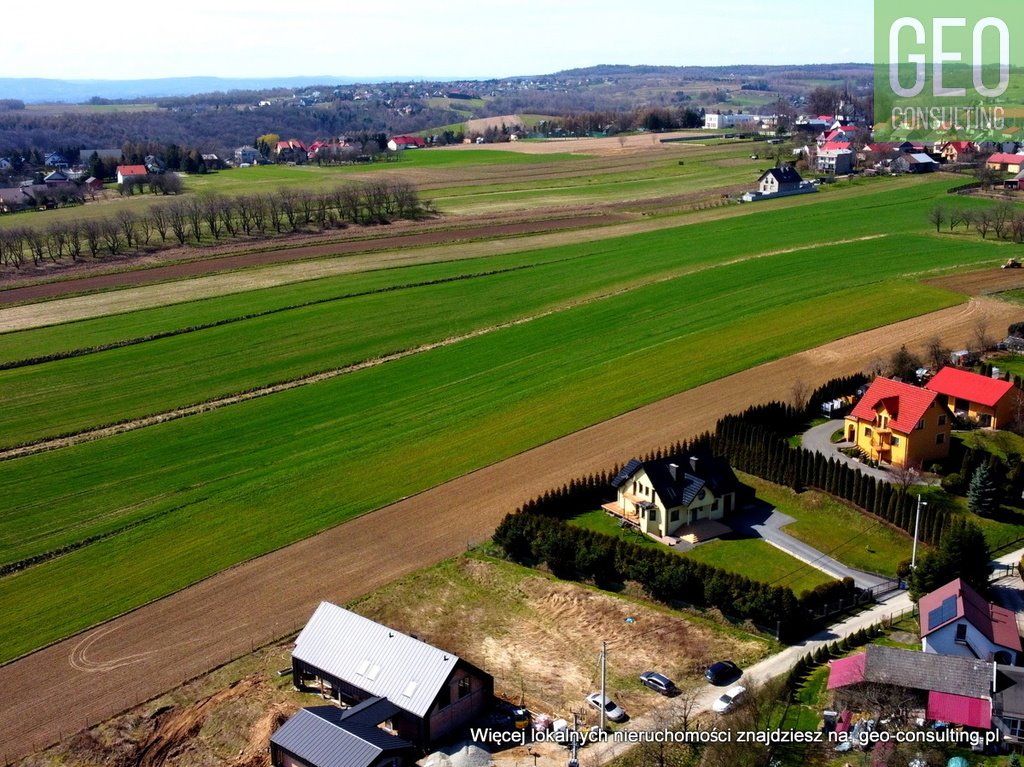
[6, 3, 1024, 767]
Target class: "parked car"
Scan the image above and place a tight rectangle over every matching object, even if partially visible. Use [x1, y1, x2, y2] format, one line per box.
[639, 671, 677, 696]
[704, 660, 741, 685]
[586, 692, 626, 722]
[711, 685, 747, 713]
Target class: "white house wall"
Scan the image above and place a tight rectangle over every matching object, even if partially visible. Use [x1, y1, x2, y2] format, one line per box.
[924, 620, 1019, 664]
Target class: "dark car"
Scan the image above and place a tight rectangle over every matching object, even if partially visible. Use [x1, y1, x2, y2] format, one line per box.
[704, 660, 741, 686]
[639, 671, 678, 696]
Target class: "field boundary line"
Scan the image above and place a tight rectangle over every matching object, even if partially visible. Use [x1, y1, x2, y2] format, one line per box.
[0, 233, 891, 461]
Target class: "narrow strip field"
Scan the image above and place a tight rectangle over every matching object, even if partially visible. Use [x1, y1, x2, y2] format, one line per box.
[0, 295, 1014, 764]
[0, 181, 1014, 663]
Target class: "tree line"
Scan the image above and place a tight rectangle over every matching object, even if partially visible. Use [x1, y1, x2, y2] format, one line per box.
[0, 179, 429, 268]
[929, 202, 1024, 242]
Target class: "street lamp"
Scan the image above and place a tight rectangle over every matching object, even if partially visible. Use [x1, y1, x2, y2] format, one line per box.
[911, 495, 927, 569]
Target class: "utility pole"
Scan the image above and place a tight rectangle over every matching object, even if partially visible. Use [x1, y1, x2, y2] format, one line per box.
[600, 640, 607, 731]
[911, 495, 927, 569]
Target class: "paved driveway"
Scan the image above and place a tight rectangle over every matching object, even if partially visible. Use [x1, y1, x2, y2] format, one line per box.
[728, 502, 890, 590]
[801, 419, 895, 483]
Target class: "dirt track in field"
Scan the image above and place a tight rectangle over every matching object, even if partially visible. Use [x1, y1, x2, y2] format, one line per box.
[0, 214, 626, 307]
[1, 293, 1020, 763]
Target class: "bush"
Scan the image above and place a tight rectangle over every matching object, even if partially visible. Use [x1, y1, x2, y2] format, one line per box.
[940, 472, 964, 494]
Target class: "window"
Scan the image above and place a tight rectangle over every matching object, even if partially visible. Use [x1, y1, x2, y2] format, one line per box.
[892, 436, 901, 447]
[1004, 717, 1024, 738]
[980, 414, 993, 427]
[938, 415, 946, 426]
[670, 509, 679, 522]
[916, 419, 925, 431]
[437, 685, 451, 709]
[457, 676, 471, 699]
[936, 433, 946, 445]
[711, 499, 719, 511]
[648, 507, 657, 521]
[955, 623, 968, 645]
[864, 427, 871, 437]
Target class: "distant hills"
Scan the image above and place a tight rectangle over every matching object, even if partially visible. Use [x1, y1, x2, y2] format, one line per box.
[0, 76, 365, 103]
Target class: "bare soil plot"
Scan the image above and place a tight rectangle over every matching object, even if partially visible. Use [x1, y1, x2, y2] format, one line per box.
[0, 295, 1016, 763]
[22, 556, 765, 767]
[925, 267, 1024, 296]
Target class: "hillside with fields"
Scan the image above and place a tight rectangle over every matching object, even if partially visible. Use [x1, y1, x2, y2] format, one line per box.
[2, 133, 1024, 765]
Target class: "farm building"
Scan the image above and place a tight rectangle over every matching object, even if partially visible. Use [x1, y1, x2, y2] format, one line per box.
[387, 136, 426, 150]
[827, 645, 995, 731]
[844, 377, 951, 468]
[893, 153, 938, 173]
[271, 700, 417, 767]
[115, 165, 148, 185]
[924, 366, 1019, 429]
[987, 153, 1024, 174]
[603, 451, 740, 541]
[919, 578, 1021, 664]
[290, 602, 493, 749]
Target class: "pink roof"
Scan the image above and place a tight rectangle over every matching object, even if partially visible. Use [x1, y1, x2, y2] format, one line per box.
[926, 690, 991, 728]
[848, 377, 938, 434]
[919, 577, 1022, 651]
[925, 367, 1014, 408]
[827, 653, 867, 689]
[821, 141, 851, 151]
[117, 165, 147, 176]
[987, 152, 1024, 164]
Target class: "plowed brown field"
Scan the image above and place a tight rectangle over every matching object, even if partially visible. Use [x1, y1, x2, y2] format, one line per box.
[1, 293, 1019, 764]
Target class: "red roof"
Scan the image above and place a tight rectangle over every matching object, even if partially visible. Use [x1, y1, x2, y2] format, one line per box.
[925, 367, 1014, 408]
[943, 141, 974, 152]
[821, 141, 851, 152]
[391, 135, 425, 147]
[919, 577, 1022, 651]
[987, 152, 1024, 165]
[926, 690, 991, 728]
[116, 165, 147, 176]
[827, 653, 867, 689]
[848, 377, 938, 434]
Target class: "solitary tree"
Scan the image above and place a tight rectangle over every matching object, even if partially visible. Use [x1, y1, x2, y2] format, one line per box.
[967, 462, 999, 517]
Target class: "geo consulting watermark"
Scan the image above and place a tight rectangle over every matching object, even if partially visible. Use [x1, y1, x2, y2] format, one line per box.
[874, 1, 1024, 141]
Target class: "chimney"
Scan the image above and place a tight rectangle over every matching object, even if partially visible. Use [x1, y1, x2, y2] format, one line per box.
[689, 456, 698, 472]
[668, 463, 678, 480]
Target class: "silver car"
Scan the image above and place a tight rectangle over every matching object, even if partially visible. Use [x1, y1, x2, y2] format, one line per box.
[586, 692, 626, 722]
[712, 685, 746, 713]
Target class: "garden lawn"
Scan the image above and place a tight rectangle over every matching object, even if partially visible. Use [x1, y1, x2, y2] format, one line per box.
[681, 537, 833, 597]
[741, 475, 913, 578]
[568, 510, 671, 550]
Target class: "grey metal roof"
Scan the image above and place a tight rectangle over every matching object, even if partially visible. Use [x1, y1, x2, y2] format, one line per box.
[293, 602, 459, 718]
[272, 706, 411, 767]
[862, 645, 991, 699]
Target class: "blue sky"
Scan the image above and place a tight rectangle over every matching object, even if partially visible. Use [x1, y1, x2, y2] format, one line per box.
[9, 1, 874, 80]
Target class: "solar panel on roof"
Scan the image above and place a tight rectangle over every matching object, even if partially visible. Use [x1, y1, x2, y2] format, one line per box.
[927, 595, 958, 631]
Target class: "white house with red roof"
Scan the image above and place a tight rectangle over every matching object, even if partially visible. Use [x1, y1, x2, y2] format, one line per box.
[387, 136, 426, 151]
[844, 377, 951, 468]
[115, 165, 148, 185]
[920, 578, 1021, 665]
[925, 366, 1019, 429]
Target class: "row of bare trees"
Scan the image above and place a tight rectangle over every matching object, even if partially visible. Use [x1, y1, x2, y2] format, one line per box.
[929, 202, 1024, 241]
[0, 180, 429, 268]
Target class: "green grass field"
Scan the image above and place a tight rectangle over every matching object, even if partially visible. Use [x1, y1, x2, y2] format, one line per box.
[682, 538, 832, 596]
[741, 476, 913, 577]
[0, 176, 1013, 662]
